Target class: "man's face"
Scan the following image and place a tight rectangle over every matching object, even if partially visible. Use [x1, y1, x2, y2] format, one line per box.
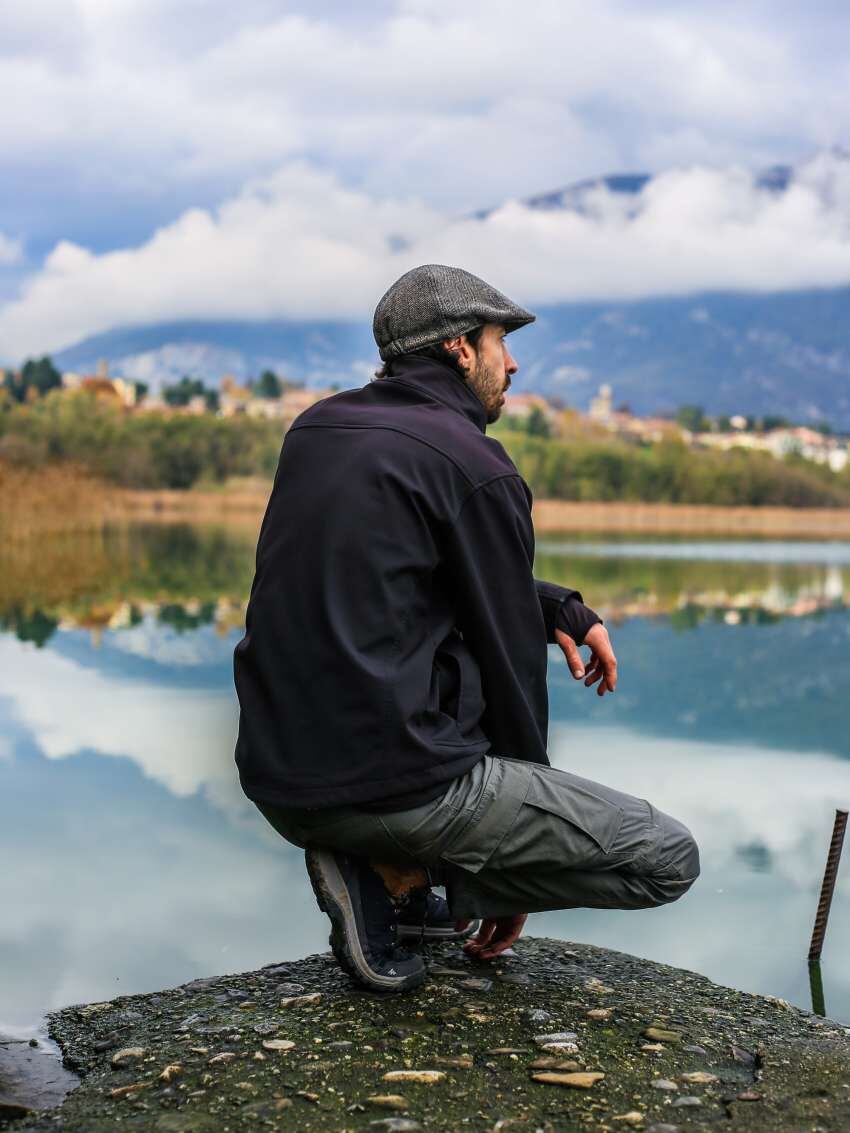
[463, 323, 518, 424]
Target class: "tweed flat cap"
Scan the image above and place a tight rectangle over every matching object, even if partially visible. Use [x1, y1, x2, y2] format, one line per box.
[373, 263, 535, 361]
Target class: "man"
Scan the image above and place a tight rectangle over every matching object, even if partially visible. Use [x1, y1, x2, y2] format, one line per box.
[233, 264, 699, 993]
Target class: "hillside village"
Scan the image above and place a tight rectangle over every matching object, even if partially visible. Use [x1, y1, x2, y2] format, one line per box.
[2, 356, 848, 473]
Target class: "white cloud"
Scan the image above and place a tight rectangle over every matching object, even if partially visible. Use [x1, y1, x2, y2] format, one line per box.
[0, 233, 22, 265]
[6, 152, 850, 357]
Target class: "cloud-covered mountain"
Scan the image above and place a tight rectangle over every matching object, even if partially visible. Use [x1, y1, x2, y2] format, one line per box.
[49, 154, 850, 427]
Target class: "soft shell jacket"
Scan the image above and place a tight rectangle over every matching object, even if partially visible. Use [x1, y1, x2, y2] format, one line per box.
[233, 355, 589, 809]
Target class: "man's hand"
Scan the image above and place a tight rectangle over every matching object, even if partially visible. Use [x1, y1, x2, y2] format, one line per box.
[456, 913, 528, 960]
[555, 622, 618, 696]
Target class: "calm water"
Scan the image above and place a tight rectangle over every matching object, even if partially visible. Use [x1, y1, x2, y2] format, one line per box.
[2, 524, 849, 1034]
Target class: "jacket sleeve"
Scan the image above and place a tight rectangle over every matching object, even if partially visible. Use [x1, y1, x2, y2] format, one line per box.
[536, 580, 603, 646]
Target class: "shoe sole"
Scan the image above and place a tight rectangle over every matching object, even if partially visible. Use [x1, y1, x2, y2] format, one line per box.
[397, 919, 481, 942]
[305, 848, 426, 993]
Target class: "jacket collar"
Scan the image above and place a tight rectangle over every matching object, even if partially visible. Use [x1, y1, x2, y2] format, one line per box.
[381, 355, 488, 434]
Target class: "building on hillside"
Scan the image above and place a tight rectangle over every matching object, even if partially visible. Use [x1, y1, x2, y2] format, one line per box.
[219, 376, 253, 417]
[245, 387, 328, 423]
[696, 424, 849, 470]
[501, 392, 555, 421]
[588, 383, 613, 423]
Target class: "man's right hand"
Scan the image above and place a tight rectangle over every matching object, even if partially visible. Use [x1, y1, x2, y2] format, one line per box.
[456, 913, 528, 960]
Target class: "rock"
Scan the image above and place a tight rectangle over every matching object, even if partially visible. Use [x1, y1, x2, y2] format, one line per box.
[522, 1008, 551, 1024]
[651, 1079, 678, 1091]
[672, 1095, 702, 1108]
[680, 1071, 718, 1084]
[646, 1126, 681, 1133]
[435, 1056, 473, 1068]
[253, 1023, 278, 1036]
[280, 993, 322, 1009]
[459, 978, 492, 992]
[641, 1043, 665, 1053]
[368, 1120, 422, 1132]
[158, 1064, 182, 1082]
[529, 1058, 581, 1071]
[109, 1081, 152, 1099]
[682, 1044, 707, 1055]
[612, 1113, 645, 1126]
[177, 1013, 203, 1031]
[533, 1032, 578, 1047]
[736, 1090, 762, 1101]
[485, 1047, 527, 1055]
[730, 1045, 755, 1065]
[93, 1031, 123, 1053]
[261, 962, 292, 976]
[383, 1070, 446, 1084]
[111, 1046, 146, 1068]
[586, 1007, 613, 1021]
[274, 983, 305, 996]
[642, 1027, 682, 1043]
[531, 1071, 605, 1089]
[584, 978, 614, 994]
[207, 1052, 237, 1064]
[428, 966, 467, 977]
[0, 1099, 32, 1120]
[262, 1039, 296, 1052]
[366, 1095, 409, 1109]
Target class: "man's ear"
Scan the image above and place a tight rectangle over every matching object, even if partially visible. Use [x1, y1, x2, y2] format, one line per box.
[443, 335, 475, 373]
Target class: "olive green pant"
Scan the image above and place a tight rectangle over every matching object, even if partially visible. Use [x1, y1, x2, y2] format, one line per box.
[257, 755, 700, 920]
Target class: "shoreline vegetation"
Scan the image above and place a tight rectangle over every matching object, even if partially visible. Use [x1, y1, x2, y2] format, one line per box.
[5, 463, 850, 540]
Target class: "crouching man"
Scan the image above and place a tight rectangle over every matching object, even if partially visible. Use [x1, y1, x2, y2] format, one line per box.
[233, 264, 700, 992]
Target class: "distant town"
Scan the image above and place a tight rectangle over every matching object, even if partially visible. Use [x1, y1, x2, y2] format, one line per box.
[2, 355, 847, 473]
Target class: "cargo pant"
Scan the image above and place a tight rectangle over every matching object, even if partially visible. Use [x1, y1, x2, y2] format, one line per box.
[257, 755, 700, 919]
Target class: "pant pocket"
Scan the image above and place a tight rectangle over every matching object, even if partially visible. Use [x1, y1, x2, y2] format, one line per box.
[524, 768, 625, 855]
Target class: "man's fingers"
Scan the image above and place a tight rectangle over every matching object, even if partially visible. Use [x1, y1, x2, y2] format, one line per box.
[463, 919, 496, 954]
[554, 630, 585, 679]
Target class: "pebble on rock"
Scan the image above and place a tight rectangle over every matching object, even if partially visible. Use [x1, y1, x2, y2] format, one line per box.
[529, 1058, 581, 1071]
[586, 1007, 613, 1021]
[366, 1095, 410, 1109]
[651, 1079, 678, 1091]
[531, 1071, 605, 1089]
[672, 1095, 702, 1108]
[280, 993, 322, 1009]
[158, 1063, 182, 1082]
[612, 1112, 645, 1126]
[109, 1081, 152, 1099]
[368, 1120, 422, 1132]
[110, 1047, 146, 1068]
[643, 1027, 682, 1043]
[680, 1071, 718, 1084]
[262, 1039, 296, 1052]
[533, 1032, 578, 1047]
[383, 1070, 446, 1085]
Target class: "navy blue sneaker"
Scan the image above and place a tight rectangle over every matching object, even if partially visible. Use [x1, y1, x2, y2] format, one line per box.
[397, 889, 480, 943]
[305, 848, 426, 992]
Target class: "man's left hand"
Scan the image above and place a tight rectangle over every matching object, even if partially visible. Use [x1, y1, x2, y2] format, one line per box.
[555, 622, 618, 696]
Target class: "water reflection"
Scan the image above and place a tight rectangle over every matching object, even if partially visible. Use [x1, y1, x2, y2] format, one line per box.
[1, 525, 848, 1030]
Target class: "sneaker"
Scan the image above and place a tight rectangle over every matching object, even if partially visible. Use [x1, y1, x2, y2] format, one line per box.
[305, 848, 426, 992]
[397, 889, 481, 943]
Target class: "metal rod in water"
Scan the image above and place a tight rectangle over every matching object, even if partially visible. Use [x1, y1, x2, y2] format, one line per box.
[808, 808, 848, 963]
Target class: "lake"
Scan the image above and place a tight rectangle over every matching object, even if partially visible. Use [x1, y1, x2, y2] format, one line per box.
[2, 523, 848, 1037]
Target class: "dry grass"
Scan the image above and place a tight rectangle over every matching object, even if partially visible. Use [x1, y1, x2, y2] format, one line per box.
[5, 463, 850, 540]
[532, 499, 850, 537]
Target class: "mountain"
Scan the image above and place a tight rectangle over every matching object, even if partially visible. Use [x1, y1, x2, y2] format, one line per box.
[53, 160, 850, 429]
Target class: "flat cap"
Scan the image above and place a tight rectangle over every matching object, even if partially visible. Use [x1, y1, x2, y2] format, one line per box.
[373, 263, 535, 361]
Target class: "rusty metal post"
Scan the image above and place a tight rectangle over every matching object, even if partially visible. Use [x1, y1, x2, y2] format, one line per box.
[808, 809, 848, 963]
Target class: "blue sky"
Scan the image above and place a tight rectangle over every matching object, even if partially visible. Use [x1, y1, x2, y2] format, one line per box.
[2, 1, 850, 358]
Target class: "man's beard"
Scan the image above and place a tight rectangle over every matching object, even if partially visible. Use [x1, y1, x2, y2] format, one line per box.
[467, 355, 507, 424]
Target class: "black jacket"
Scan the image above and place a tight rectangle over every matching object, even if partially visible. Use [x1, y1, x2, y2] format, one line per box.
[233, 355, 599, 809]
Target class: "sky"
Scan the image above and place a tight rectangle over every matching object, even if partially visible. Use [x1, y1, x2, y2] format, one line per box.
[3, 0, 850, 359]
